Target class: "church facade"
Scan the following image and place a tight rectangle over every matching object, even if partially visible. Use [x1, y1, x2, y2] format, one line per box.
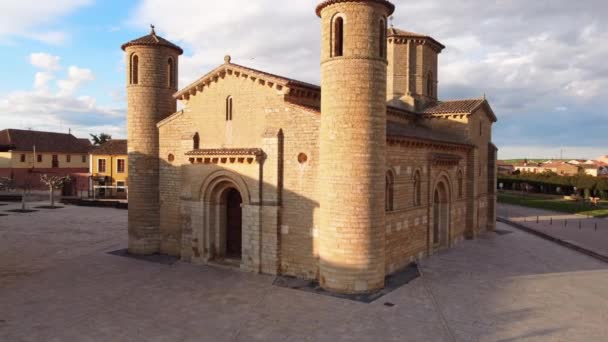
[122, 0, 497, 294]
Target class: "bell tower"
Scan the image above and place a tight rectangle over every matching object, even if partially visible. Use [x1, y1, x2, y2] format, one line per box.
[121, 26, 182, 255]
[317, 0, 394, 294]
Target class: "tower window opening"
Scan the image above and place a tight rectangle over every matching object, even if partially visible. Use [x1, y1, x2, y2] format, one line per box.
[386, 171, 394, 211]
[414, 170, 422, 206]
[379, 19, 386, 58]
[332, 16, 344, 57]
[458, 170, 464, 199]
[226, 96, 233, 121]
[168, 58, 175, 88]
[427, 71, 433, 97]
[131, 54, 139, 85]
[193, 132, 200, 150]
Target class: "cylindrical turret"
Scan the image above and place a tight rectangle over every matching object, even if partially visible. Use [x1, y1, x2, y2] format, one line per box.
[317, 0, 394, 293]
[121, 26, 182, 255]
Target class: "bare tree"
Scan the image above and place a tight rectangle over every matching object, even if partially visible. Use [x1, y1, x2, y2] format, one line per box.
[40, 174, 71, 208]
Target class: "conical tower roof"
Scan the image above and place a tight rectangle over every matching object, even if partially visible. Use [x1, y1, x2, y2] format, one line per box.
[121, 25, 183, 55]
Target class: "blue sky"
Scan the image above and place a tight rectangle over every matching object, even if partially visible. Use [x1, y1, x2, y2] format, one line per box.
[0, 0, 606, 160]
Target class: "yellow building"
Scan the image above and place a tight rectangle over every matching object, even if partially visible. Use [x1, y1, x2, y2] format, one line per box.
[89, 140, 128, 199]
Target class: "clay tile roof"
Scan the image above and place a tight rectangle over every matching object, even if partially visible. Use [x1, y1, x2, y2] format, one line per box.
[185, 148, 264, 157]
[91, 139, 127, 155]
[121, 27, 183, 55]
[420, 99, 485, 115]
[387, 27, 446, 50]
[387, 121, 471, 147]
[316, 0, 395, 17]
[0, 129, 91, 153]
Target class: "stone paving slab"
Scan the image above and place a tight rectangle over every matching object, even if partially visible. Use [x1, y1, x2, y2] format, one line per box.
[1, 204, 607, 341]
[498, 203, 608, 260]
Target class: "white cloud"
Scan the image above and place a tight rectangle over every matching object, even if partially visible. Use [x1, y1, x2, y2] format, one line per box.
[34, 72, 55, 92]
[57, 66, 95, 96]
[122, 0, 608, 157]
[30, 52, 61, 70]
[0, 53, 124, 139]
[0, 0, 92, 44]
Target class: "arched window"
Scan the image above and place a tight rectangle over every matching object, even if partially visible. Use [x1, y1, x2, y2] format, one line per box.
[414, 170, 422, 206]
[379, 18, 386, 58]
[386, 171, 394, 211]
[332, 16, 344, 57]
[458, 170, 464, 199]
[167, 58, 175, 88]
[427, 71, 433, 97]
[193, 132, 200, 150]
[225, 96, 233, 121]
[130, 54, 139, 85]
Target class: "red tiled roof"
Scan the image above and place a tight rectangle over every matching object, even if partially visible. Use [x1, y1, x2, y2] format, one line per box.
[387, 27, 445, 50]
[121, 27, 183, 55]
[91, 139, 127, 155]
[420, 99, 485, 114]
[0, 129, 91, 153]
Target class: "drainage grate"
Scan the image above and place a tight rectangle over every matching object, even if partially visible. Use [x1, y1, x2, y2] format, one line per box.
[34, 206, 64, 209]
[5, 209, 37, 213]
[494, 229, 513, 236]
[384, 302, 396, 307]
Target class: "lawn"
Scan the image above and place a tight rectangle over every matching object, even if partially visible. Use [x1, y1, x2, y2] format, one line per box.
[498, 191, 608, 218]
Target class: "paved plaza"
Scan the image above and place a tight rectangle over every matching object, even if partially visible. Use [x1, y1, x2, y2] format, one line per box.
[1, 202, 607, 341]
[498, 203, 608, 260]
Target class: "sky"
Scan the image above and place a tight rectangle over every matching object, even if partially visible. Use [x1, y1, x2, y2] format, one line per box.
[0, 0, 606, 160]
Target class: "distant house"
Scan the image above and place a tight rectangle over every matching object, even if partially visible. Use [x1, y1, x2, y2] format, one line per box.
[497, 161, 515, 174]
[512, 160, 580, 176]
[0, 129, 91, 193]
[89, 139, 128, 199]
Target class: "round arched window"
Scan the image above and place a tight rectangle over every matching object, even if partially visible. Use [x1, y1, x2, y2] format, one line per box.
[298, 153, 308, 164]
[168, 154, 175, 162]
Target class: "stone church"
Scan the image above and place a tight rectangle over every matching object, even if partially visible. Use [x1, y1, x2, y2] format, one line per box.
[122, 0, 497, 294]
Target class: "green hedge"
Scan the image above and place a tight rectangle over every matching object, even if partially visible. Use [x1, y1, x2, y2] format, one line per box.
[498, 172, 608, 199]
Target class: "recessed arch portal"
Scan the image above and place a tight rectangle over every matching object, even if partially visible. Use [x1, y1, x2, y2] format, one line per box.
[432, 178, 450, 249]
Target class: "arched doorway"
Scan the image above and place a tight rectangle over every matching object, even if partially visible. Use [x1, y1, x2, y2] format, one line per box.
[433, 181, 450, 249]
[224, 188, 242, 259]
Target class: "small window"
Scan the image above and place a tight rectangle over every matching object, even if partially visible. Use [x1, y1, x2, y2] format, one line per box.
[193, 132, 200, 150]
[167, 58, 175, 88]
[82, 155, 87, 163]
[52, 155, 59, 168]
[66, 155, 71, 163]
[379, 18, 386, 58]
[20, 154, 26, 163]
[386, 171, 394, 211]
[332, 16, 344, 57]
[117, 181, 125, 193]
[37, 154, 42, 163]
[226, 96, 233, 121]
[458, 170, 464, 199]
[414, 170, 422, 206]
[479, 121, 483, 136]
[298, 153, 308, 164]
[117, 159, 126, 173]
[168, 154, 175, 162]
[131, 54, 139, 85]
[427, 71, 433, 97]
[98, 159, 107, 173]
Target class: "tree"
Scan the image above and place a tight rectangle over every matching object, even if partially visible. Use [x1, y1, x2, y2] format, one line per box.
[90, 133, 112, 146]
[40, 174, 71, 208]
[0, 177, 13, 191]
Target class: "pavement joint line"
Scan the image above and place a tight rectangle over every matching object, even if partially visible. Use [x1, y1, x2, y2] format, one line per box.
[416, 265, 458, 342]
[497, 216, 608, 264]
